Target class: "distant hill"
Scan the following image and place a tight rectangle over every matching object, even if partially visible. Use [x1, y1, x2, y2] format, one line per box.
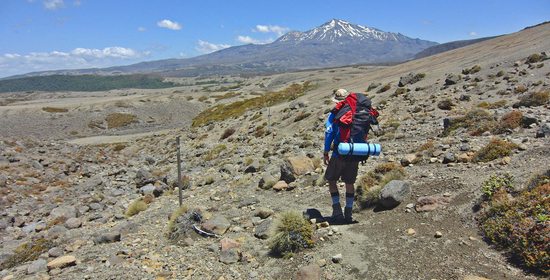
[0, 74, 177, 93]
[413, 36, 499, 59]
[8, 19, 438, 79]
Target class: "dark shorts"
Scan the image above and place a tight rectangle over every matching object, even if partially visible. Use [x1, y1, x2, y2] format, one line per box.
[324, 156, 359, 184]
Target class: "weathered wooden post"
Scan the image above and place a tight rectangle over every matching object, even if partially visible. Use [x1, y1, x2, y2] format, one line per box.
[176, 136, 183, 206]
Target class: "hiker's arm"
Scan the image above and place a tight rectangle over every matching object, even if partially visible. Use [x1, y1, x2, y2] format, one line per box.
[324, 113, 335, 165]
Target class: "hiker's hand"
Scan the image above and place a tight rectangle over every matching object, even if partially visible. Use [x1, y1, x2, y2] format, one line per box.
[323, 152, 330, 165]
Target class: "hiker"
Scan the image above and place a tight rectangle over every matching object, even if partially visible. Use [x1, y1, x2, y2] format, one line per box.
[323, 88, 378, 223]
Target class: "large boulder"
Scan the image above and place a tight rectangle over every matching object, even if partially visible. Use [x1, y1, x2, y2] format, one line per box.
[201, 215, 230, 235]
[280, 155, 314, 183]
[379, 180, 411, 208]
[398, 72, 423, 87]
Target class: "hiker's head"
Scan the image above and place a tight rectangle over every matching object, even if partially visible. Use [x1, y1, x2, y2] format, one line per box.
[332, 88, 348, 102]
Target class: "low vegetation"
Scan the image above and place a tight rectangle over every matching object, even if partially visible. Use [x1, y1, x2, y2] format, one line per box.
[268, 211, 314, 257]
[204, 144, 227, 161]
[125, 198, 148, 217]
[356, 162, 406, 208]
[105, 113, 137, 129]
[462, 65, 481, 75]
[477, 172, 549, 275]
[192, 82, 313, 127]
[473, 138, 518, 163]
[477, 100, 507, 109]
[377, 83, 391, 93]
[0, 74, 177, 93]
[42, 107, 68, 113]
[442, 109, 497, 136]
[513, 90, 549, 108]
[0, 238, 53, 270]
[492, 110, 523, 134]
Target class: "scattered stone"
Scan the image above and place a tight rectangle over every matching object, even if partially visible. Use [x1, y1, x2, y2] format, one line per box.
[332, 253, 343, 263]
[379, 180, 411, 208]
[272, 180, 289, 191]
[536, 123, 550, 138]
[47, 255, 77, 270]
[93, 231, 121, 244]
[445, 73, 461, 85]
[254, 208, 274, 219]
[406, 228, 416, 235]
[415, 195, 451, 212]
[48, 247, 64, 258]
[463, 276, 491, 280]
[220, 237, 240, 251]
[442, 152, 456, 164]
[219, 248, 240, 264]
[50, 206, 79, 220]
[500, 156, 511, 165]
[64, 217, 82, 229]
[201, 215, 231, 235]
[295, 264, 321, 280]
[400, 154, 417, 167]
[27, 258, 47, 274]
[398, 72, 423, 87]
[281, 155, 314, 183]
[434, 231, 443, 238]
[254, 219, 272, 239]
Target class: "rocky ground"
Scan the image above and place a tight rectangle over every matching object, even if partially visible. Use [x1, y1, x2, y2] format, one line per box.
[1, 23, 549, 280]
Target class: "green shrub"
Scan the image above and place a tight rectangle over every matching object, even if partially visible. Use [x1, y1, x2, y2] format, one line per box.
[473, 138, 518, 162]
[269, 211, 314, 257]
[0, 238, 53, 270]
[481, 174, 514, 200]
[125, 199, 148, 217]
[478, 173, 549, 275]
[513, 90, 550, 108]
[356, 167, 406, 209]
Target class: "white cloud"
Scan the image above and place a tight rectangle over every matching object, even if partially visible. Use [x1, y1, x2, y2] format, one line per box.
[237, 35, 273, 45]
[157, 19, 182, 30]
[254, 25, 289, 36]
[195, 40, 230, 54]
[43, 0, 64, 10]
[137, 27, 146, 32]
[0, 47, 147, 77]
[469, 31, 478, 36]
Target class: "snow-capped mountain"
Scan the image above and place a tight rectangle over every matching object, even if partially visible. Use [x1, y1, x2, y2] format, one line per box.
[277, 19, 401, 42]
[10, 19, 438, 78]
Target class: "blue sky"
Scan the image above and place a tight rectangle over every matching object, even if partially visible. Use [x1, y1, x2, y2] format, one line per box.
[0, 0, 549, 78]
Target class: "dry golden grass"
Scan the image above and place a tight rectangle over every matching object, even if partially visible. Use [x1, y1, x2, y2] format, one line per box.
[42, 107, 68, 113]
[105, 113, 137, 129]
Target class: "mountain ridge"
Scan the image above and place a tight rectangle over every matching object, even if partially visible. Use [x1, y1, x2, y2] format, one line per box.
[5, 19, 437, 80]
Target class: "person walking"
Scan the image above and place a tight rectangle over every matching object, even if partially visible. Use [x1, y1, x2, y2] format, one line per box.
[323, 88, 376, 223]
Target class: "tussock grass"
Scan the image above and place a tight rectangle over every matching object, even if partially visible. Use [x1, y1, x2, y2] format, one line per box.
[473, 138, 518, 163]
[167, 205, 189, 235]
[125, 199, 148, 217]
[477, 100, 507, 109]
[269, 211, 314, 257]
[356, 164, 407, 208]
[0, 238, 53, 270]
[513, 90, 549, 108]
[492, 111, 523, 134]
[442, 109, 497, 136]
[192, 82, 313, 127]
[42, 107, 68, 113]
[106, 113, 137, 129]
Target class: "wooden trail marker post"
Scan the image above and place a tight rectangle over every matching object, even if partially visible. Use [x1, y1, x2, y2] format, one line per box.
[176, 136, 183, 206]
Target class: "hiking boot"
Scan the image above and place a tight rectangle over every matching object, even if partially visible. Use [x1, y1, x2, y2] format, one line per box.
[331, 203, 344, 220]
[344, 207, 353, 223]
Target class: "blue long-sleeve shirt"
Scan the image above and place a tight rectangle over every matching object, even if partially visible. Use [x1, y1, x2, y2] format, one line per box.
[324, 112, 340, 157]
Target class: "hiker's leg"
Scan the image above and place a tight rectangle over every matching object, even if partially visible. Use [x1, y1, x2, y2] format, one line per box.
[325, 157, 343, 219]
[342, 162, 359, 222]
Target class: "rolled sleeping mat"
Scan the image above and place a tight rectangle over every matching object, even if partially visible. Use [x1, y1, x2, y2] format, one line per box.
[337, 143, 382, 156]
